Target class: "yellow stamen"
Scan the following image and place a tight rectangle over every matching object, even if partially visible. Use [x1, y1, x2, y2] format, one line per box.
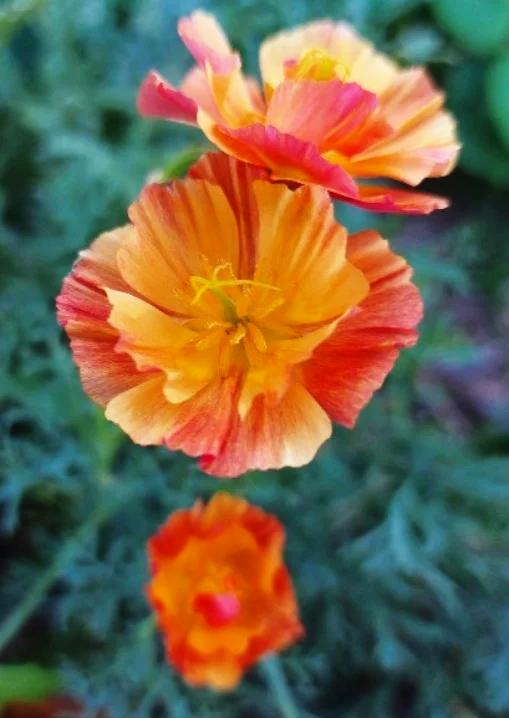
[288, 48, 350, 82]
[190, 264, 280, 323]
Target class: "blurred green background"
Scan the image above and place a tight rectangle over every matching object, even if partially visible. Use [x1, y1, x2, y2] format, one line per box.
[1, 0, 509, 716]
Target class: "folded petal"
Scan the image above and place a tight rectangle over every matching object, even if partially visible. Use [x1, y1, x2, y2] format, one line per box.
[266, 79, 377, 147]
[197, 112, 359, 198]
[189, 152, 269, 277]
[303, 230, 423, 428]
[105, 374, 177, 445]
[200, 382, 331, 477]
[346, 109, 459, 185]
[252, 181, 369, 327]
[137, 70, 198, 124]
[341, 184, 450, 214]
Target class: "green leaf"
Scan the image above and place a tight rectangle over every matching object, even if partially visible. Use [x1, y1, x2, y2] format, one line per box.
[432, 0, 509, 57]
[486, 54, 509, 152]
[160, 146, 211, 182]
[0, 0, 49, 45]
[0, 664, 60, 706]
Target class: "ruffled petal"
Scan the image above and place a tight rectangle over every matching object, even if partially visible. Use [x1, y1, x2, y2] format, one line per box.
[200, 383, 332, 477]
[196, 112, 359, 198]
[56, 228, 145, 406]
[266, 79, 377, 148]
[341, 185, 450, 214]
[105, 374, 177, 445]
[137, 70, 198, 124]
[121, 181, 240, 312]
[260, 20, 398, 94]
[252, 181, 369, 327]
[303, 230, 423, 428]
[189, 152, 269, 277]
[346, 109, 459, 185]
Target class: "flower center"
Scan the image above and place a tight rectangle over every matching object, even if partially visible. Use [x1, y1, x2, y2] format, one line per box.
[194, 590, 241, 628]
[190, 263, 280, 324]
[286, 48, 350, 82]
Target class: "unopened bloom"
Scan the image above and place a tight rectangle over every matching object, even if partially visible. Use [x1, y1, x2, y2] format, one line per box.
[147, 492, 303, 690]
[138, 11, 459, 214]
[57, 153, 422, 477]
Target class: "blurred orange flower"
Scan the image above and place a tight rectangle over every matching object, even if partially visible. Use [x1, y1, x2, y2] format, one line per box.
[146, 492, 303, 690]
[138, 11, 459, 214]
[56, 153, 422, 477]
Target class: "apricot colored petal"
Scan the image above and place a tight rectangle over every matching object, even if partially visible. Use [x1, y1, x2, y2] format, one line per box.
[105, 374, 177, 445]
[303, 230, 423, 428]
[347, 109, 459, 185]
[379, 68, 445, 132]
[137, 70, 198, 124]
[178, 11, 240, 74]
[200, 383, 332, 477]
[252, 181, 368, 326]
[122, 181, 240, 311]
[105, 289, 196, 365]
[197, 112, 359, 198]
[260, 20, 398, 94]
[181, 66, 223, 122]
[341, 184, 450, 214]
[266, 79, 377, 147]
[189, 152, 268, 277]
[56, 228, 144, 406]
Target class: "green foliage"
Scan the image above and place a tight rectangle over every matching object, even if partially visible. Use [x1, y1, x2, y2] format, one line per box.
[432, 0, 509, 57]
[486, 54, 509, 153]
[1, 1, 509, 717]
[0, 664, 60, 705]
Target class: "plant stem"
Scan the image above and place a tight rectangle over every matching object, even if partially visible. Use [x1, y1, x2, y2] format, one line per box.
[0, 492, 131, 653]
[261, 654, 300, 718]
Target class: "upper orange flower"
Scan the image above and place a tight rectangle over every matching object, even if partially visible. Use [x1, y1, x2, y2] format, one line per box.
[137, 11, 460, 215]
[56, 153, 422, 477]
[147, 492, 303, 690]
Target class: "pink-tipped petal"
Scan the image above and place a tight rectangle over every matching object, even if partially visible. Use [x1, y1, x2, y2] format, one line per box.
[266, 79, 377, 148]
[178, 11, 240, 74]
[197, 113, 359, 199]
[137, 70, 197, 124]
[340, 184, 450, 214]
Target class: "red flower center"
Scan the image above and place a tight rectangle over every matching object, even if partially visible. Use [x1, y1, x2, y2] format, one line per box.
[194, 591, 241, 628]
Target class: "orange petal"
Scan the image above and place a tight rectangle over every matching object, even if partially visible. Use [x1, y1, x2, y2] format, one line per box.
[252, 181, 369, 327]
[303, 230, 423, 428]
[56, 228, 145, 406]
[200, 383, 332, 477]
[189, 152, 269, 277]
[137, 70, 197, 124]
[105, 374, 177, 445]
[121, 181, 240, 311]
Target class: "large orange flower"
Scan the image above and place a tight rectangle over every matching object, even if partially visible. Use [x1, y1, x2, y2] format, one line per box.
[138, 11, 459, 214]
[147, 492, 303, 690]
[56, 153, 422, 477]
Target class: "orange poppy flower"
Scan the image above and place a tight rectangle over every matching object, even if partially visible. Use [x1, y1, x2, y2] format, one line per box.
[56, 153, 422, 477]
[138, 11, 459, 214]
[147, 492, 303, 690]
